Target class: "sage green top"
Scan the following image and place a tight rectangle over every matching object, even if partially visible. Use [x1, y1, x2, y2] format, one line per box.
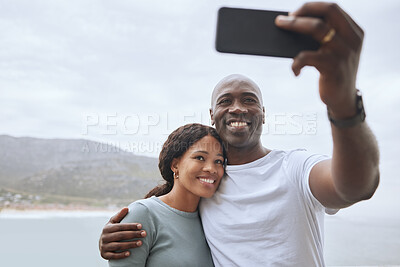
[109, 196, 214, 267]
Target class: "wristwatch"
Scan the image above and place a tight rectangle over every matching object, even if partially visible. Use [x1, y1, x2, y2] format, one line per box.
[327, 90, 366, 128]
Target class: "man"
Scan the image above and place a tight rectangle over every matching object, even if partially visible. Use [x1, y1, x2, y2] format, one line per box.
[99, 2, 380, 266]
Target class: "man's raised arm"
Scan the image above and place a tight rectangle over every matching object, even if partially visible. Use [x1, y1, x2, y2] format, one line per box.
[275, 2, 379, 209]
[99, 208, 146, 260]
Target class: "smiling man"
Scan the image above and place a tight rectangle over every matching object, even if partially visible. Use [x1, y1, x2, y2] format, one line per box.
[99, 2, 380, 266]
[200, 73, 341, 266]
[210, 75, 267, 163]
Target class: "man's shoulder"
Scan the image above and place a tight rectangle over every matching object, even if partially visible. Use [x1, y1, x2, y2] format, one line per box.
[265, 148, 309, 161]
[274, 148, 323, 159]
[264, 149, 329, 169]
[274, 148, 307, 154]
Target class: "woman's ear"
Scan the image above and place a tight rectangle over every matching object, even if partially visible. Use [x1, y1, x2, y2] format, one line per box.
[171, 158, 180, 174]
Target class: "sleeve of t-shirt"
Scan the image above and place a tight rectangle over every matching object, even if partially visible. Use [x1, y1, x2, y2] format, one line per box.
[283, 149, 337, 214]
[108, 201, 155, 267]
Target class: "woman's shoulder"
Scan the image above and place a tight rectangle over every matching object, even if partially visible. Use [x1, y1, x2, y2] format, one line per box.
[128, 197, 158, 209]
[121, 197, 159, 223]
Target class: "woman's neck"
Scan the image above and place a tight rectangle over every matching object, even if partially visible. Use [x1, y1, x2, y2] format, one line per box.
[159, 187, 200, 213]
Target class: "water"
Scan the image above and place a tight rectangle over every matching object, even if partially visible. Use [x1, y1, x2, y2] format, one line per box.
[0, 209, 399, 267]
[0, 211, 111, 267]
[325, 215, 400, 266]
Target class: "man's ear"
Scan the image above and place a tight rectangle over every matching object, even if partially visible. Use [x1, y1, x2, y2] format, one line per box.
[263, 107, 266, 124]
[210, 108, 215, 126]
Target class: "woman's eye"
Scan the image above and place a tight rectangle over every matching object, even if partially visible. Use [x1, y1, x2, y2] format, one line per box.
[215, 159, 224, 164]
[195, 156, 205, 161]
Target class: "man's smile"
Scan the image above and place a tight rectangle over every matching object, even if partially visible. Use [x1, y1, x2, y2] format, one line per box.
[226, 118, 251, 126]
[225, 118, 253, 132]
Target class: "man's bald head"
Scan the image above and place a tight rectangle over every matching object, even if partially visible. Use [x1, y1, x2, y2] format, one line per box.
[211, 74, 263, 110]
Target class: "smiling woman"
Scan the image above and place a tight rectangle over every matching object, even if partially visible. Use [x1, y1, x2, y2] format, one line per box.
[109, 123, 226, 267]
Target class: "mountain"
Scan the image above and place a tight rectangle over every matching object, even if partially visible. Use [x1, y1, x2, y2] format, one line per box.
[0, 135, 162, 208]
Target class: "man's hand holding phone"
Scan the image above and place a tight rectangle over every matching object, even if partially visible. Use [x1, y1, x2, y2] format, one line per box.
[216, 3, 363, 118]
[275, 2, 363, 118]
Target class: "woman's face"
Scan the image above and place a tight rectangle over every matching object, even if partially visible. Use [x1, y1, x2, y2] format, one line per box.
[172, 135, 225, 198]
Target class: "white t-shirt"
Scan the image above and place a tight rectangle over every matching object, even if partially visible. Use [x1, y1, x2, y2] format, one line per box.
[199, 149, 335, 267]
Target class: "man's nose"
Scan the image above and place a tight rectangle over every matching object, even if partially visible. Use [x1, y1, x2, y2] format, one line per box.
[228, 100, 248, 114]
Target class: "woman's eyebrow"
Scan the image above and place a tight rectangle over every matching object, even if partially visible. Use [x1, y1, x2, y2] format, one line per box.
[193, 150, 209, 154]
[193, 150, 224, 157]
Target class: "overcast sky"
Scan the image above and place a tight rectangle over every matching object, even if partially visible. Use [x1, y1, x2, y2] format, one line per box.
[1, 0, 399, 217]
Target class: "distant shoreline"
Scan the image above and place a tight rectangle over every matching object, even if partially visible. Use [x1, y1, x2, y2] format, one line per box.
[0, 204, 121, 217]
[1, 203, 123, 212]
[1, 207, 117, 212]
[0, 208, 117, 218]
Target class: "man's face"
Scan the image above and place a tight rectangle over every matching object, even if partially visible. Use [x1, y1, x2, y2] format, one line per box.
[210, 75, 265, 149]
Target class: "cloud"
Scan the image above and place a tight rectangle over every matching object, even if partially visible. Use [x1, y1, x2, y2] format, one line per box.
[0, 0, 398, 160]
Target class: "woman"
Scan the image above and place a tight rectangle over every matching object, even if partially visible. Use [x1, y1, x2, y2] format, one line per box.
[109, 123, 226, 267]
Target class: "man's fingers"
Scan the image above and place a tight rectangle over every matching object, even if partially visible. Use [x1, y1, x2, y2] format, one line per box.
[275, 15, 351, 54]
[102, 222, 143, 234]
[100, 240, 144, 260]
[276, 16, 330, 43]
[104, 223, 143, 233]
[102, 230, 147, 243]
[292, 50, 336, 76]
[109, 207, 129, 224]
[290, 2, 363, 49]
[104, 240, 143, 251]
[101, 251, 130, 260]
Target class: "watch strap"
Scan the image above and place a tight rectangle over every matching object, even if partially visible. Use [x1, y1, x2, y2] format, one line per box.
[327, 90, 366, 128]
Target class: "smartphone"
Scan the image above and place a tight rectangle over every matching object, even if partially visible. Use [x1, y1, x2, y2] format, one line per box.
[215, 7, 320, 58]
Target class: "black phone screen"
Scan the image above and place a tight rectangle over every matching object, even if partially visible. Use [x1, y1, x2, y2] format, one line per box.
[216, 7, 320, 58]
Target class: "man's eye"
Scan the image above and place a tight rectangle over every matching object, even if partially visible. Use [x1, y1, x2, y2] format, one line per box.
[244, 98, 256, 103]
[218, 99, 231, 105]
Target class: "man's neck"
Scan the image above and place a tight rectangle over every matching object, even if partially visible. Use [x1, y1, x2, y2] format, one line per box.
[226, 144, 271, 165]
